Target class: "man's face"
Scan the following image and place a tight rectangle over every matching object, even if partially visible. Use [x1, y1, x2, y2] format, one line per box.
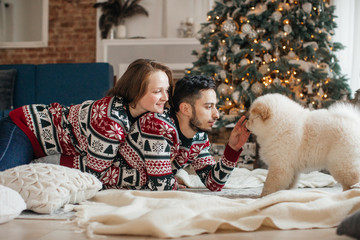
[189, 89, 220, 133]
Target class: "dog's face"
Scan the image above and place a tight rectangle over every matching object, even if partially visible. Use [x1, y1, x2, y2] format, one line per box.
[246, 101, 272, 135]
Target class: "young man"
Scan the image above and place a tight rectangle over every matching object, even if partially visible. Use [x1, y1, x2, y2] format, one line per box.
[102, 75, 250, 191]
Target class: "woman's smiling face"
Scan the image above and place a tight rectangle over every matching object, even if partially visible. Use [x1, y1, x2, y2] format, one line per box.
[134, 70, 170, 116]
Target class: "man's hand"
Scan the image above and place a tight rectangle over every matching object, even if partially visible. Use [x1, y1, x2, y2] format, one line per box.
[228, 115, 251, 152]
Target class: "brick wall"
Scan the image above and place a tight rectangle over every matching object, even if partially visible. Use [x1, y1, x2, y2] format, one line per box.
[0, 0, 97, 64]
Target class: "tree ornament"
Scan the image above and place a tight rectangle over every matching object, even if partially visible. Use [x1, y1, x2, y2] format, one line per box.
[289, 59, 315, 73]
[239, 16, 248, 23]
[284, 24, 292, 34]
[249, 30, 258, 39]
[307, 19, 315, 26]
[318, 62, 330, 75]
[231, 90, 240, 104]
[254, 57, 262, 64]
[308, 102, 315, 110]
[225, 1, 234, 7]
[194, 29, 203, 40]
[259, 64, 269, 74]
[305, 81, 314, 94]
[239, 33, 247, 39]
[264, 53, 272, 63]
[230, 63, 237, 72]
[202, 25, 211, 34]
[209, 23, 217, 33]
[289, 74, 297, 87]
[217, 46, 227, 64]
[241, 23, 252, 34]
[275, 31, 286, 39]
[241, 80, 250, 90]
[221, 17, 239, 36]
[217, 83, 230, 95]
[261, 41, 272, 50]
[220, 70, 227, 79]
[231, 44, 241, 54]
[318, 62, 329, 70]
[240, 58, 250, 66]
[303, 41, 319, 50]
[239, 96, 247, 113]
[271, 11, 282, 22]
[248, 3, 268, 16]
[251, 81, 264, 96]
[273, 77, 281, 85]
[278, 2, 290, 11]
[302, 2, 312, 14]
[287, 51, 297, 59]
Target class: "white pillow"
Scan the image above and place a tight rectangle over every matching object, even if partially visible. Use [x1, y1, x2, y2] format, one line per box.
[0, 184, 26, 224]
[0, 163, 102, 214]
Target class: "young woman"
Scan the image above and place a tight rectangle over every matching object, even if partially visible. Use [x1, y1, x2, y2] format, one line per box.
[0, 59, 173, 184]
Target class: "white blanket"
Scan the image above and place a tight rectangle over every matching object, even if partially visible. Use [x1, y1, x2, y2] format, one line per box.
[176, 168, 338, 189]
[69, 187, 360, 238]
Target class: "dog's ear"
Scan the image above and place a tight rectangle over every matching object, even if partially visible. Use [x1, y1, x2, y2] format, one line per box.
[251, 102, 271, 122]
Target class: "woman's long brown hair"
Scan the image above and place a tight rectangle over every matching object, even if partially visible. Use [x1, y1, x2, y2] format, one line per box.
[107, 59, 174, 108]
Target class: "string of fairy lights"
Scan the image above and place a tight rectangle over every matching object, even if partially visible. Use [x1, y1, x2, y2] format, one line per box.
[186, 0, 349, 126]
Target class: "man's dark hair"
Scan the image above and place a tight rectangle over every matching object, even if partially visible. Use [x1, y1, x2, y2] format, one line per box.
[171, 75, 216, 113]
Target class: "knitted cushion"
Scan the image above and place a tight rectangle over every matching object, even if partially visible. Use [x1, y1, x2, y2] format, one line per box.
[0, 163, 102, 214]
[0, 185, 26, 223]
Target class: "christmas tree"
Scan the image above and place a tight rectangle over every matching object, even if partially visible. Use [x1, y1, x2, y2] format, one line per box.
[186, 0, 350, 127]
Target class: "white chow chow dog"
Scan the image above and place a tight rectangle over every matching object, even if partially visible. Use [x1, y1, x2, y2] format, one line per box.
[246, 93, 360, 197]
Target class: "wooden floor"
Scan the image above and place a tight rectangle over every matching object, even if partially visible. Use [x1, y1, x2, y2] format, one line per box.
[0, 218, 353, 240]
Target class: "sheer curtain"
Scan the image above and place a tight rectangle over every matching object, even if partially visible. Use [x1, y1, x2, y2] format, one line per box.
[332, 0, 360, 97]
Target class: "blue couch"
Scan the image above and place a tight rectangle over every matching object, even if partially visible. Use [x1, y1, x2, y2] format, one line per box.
[0, 63, 114, 119]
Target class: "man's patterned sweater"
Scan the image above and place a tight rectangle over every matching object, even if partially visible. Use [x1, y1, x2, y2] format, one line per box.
[104, 111, 242, 191]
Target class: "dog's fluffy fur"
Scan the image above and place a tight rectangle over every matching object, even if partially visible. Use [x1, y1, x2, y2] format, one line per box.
[246, 93, 360, 196]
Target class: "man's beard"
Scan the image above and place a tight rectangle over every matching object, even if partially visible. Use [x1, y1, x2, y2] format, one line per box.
[189, 111, 212, 133]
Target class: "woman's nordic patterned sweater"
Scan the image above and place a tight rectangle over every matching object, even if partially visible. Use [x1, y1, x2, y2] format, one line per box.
[9, 96, 139, 188]
[106, 111, 242, 191]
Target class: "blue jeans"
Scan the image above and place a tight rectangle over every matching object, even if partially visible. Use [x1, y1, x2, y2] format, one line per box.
[0, 117, 33, 171]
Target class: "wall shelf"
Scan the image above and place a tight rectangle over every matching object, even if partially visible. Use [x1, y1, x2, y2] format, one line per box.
[102, 38, 199, 46]
[98, 38, 202, 79]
